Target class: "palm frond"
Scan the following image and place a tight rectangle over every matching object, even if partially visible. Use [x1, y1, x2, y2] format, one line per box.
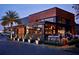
[1, 10, 20, 27]
[1, 20, 9, 26]
[2, 16, 8, 20]
[6, 10, 19, 19]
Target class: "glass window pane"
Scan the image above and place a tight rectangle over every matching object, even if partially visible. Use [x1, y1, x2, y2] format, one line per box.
[44, 17, 56, 23]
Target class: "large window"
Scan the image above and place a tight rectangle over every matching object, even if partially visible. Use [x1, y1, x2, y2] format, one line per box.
[41, 17, 56, 23]
[58, 27, 65, 35]
[44, 24, 56, 35]
[44, 17, 56, 22]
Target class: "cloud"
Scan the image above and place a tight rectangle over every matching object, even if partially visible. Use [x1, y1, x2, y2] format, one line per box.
[75, 19, 79, 24]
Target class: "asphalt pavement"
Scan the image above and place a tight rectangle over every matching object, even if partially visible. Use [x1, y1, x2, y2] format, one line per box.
[0, 34, 78, 55]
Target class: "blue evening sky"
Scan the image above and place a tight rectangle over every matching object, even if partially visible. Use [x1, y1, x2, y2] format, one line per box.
[0, 4, 76, 30]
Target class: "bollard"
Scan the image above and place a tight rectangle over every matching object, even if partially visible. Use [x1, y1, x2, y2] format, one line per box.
[22, 38, 25, 42]
[13, 37, 15, 41]
[17, 38, 19, 41]
[28, 39, 31, 43]
[35, 40, 39, 44]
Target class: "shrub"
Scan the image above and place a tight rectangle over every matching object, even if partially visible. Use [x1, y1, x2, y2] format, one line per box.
[68, 39, 79, 45]
[39, 40, 44, 44]
[75, 43, 79, 48]
[31, 39, 35, 43]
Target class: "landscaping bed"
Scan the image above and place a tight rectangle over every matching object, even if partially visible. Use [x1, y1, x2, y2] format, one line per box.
[44, 40, 64, 46]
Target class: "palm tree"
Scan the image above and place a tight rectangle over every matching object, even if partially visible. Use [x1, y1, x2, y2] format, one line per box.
[1, 16, 9, 32]
[1, 10, 21, 40]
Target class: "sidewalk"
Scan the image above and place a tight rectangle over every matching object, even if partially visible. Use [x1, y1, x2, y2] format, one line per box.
[63, 46, 79, 54]
[45, 45, 75, 49]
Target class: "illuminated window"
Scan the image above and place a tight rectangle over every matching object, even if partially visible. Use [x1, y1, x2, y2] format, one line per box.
[45, 24, 56, 35]
[58, 27, 65, 35]
[53, 30, 55, 34]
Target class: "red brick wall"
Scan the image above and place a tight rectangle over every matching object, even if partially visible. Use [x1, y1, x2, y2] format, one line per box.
[16, 25, 25, 38]
[28, 7, 56, 24]
[28, 7, 75, 34]
[56, 8, 75, 34]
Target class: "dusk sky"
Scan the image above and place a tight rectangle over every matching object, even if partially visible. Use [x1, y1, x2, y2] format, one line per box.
[0, 4, 77, 30]
[0, 4, 74, 19]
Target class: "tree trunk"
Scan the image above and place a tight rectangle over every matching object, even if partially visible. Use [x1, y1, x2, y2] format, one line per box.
[3, 26, 6, 33]
[10, 23, 13, 40]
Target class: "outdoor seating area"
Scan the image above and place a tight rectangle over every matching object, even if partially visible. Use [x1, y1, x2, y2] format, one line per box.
[7, 29, 78, 46]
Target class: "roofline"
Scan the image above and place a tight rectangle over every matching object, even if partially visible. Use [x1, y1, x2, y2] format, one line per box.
[55, 7, 74, 15]
[29, 7, 56, 16]
[29, 7, 74, 16]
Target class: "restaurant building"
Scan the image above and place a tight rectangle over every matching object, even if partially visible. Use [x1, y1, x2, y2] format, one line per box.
[10, 7, 75, 41]
[28, 7, 75, 40]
